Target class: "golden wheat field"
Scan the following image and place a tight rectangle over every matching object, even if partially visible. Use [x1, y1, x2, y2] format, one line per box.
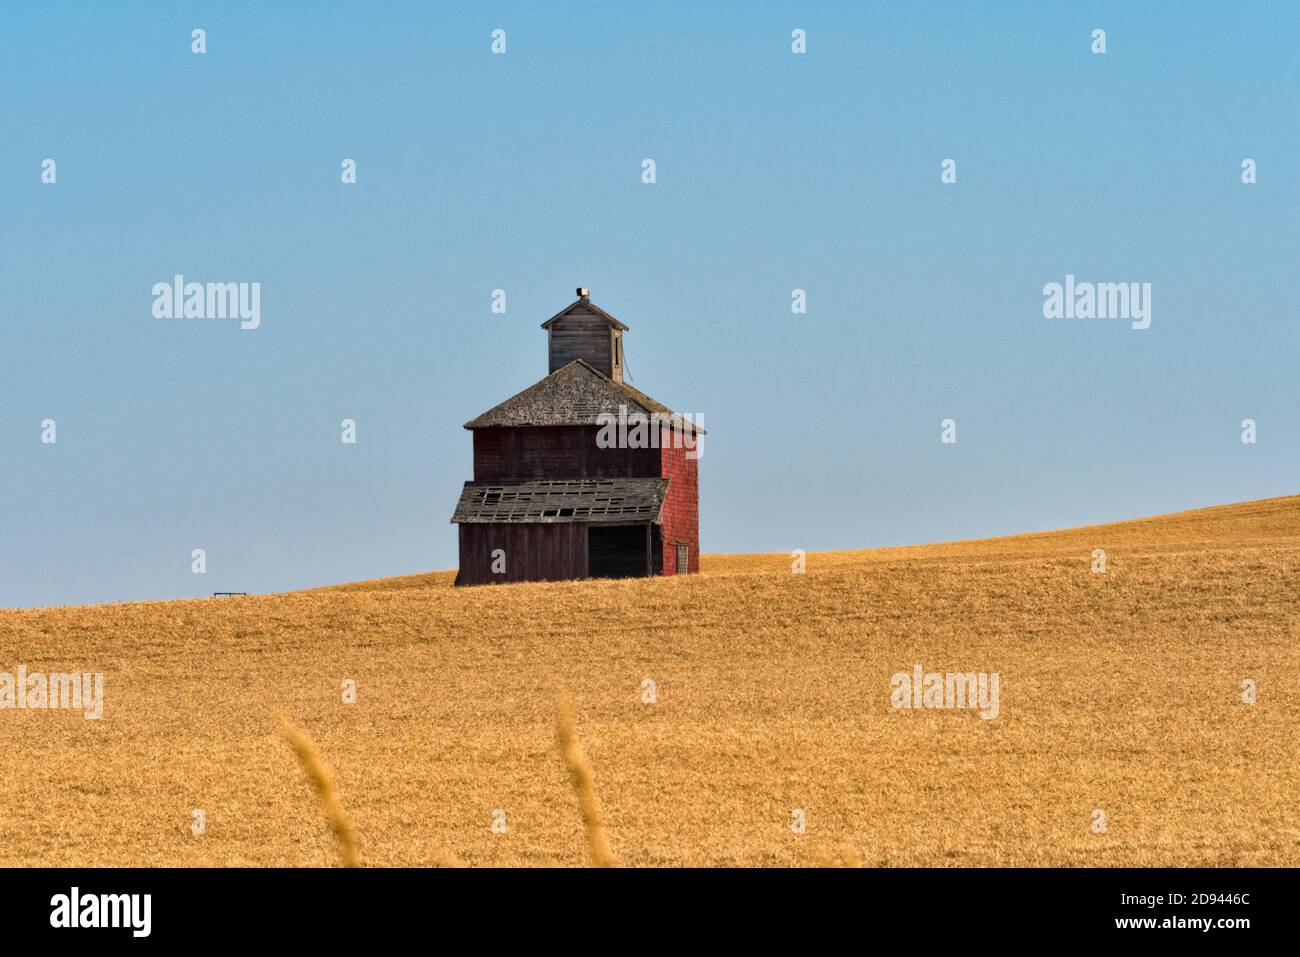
[0, 495, 1297, 867]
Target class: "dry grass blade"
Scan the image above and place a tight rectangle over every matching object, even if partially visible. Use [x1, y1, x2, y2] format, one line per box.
[555, 697, 616, 867]
[279, 719, 360, 867]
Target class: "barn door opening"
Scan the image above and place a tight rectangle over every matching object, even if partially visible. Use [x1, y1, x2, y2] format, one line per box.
[587, 524, 650, 579]
[675, 543, 689, 574]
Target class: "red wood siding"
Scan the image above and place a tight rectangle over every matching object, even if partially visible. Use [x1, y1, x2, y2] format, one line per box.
[473, 426, 661, 480]
[456, 523, 587, 586]
[659, 428, 700, 574]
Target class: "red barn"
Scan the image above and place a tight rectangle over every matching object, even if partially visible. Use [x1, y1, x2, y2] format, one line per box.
[451, 289, 703, 585]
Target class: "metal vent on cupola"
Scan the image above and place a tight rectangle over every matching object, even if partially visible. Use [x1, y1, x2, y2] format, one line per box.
[540, 287, 629, 384]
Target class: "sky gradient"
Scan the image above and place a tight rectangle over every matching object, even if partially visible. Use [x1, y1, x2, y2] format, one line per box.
[2, 1, 1297, 607]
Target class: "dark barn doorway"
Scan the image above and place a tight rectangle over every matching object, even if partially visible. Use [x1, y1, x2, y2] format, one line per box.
[587, 523, 652, 578]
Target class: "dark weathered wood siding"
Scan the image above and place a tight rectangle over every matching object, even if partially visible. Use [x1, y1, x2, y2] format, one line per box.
[456, 523, 587, 586]
[473, 426, 660, 481]
[548, 308, 617, 379]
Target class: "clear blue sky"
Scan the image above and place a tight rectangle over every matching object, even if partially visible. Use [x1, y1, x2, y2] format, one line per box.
[2, 1, 1296, 607]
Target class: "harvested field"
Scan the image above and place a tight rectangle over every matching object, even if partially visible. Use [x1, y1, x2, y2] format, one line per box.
[1, 495, 1296, 866]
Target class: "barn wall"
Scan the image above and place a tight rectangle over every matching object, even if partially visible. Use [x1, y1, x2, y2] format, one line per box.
[473, 426, 661, 481]
[456, 523, 587, 586]
[548, 311, 614, 377]
[659, 428, 700, 574]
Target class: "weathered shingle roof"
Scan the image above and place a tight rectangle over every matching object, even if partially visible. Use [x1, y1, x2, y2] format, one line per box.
[464, 359, 703, 433]
[451, 478, 668, 524]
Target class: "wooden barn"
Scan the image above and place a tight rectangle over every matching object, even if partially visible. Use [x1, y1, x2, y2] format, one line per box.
[451, 289, 702, 585]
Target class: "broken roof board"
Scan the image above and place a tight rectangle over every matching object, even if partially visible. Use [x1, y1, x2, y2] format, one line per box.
[451, 477, 669, 525]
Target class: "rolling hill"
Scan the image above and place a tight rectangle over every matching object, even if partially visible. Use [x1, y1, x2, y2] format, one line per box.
[0, 495, 1296, 866]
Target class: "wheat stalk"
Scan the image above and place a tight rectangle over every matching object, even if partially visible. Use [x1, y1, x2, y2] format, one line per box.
[555, 698, 615, 867]
[279, 719, 360, 867]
